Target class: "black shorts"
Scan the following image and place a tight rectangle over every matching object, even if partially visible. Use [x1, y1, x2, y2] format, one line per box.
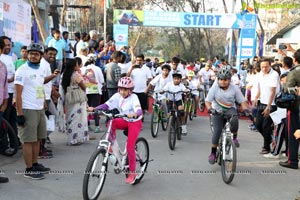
[167, 100, 182, 112]
[134, 92, 148, 110]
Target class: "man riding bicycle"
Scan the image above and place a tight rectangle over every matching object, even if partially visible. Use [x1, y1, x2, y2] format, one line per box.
[205, 66, 249, 164]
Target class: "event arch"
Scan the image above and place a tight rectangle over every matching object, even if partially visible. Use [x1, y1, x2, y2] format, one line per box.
[113, 9, 257, 68]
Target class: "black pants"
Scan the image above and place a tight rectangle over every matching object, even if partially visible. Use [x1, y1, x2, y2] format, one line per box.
[287, 108, 300, 166]
[87, 94, 101, 126]
[255, 103, 277, 151]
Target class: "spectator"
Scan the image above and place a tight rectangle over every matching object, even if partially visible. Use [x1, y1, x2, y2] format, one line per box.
[59, 59, 89, 145]
[279, 45, 300, 169]
[127, 54, 152, 116]
[48, 30, 66, 85]
[14, 46, 27, 71]
[73, 32, 80, 57]
[83, 54, 105, 133]
[254, 58, 280, 155]
[62, 31, 73, 59]
[0, 36, 10, 183]
[45, 28, 56, 47]
[0, 36, 17, 140]
[15, 43, 54, 179]
[39, 47, 59, 158]
[88, 30, 99, 53]
[76, 32, 87, 56]
[106, 51, 122, 98]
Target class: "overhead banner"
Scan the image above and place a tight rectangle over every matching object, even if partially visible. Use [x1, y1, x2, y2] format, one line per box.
[114, 9, 257, 29]
[113, 9, 257, 61]
[2, 1, 31, 45]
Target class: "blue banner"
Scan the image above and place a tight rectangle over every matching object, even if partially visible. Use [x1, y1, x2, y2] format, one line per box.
[113, 24, 128, 50]
[143, 11, 257, 29]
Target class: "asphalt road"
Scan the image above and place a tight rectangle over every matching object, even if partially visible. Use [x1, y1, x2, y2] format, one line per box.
[1, 114, 299, 200]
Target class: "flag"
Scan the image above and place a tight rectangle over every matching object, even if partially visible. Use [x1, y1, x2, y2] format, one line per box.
[106, 0, 111, 9]
[33, 17, 39, 43]
[102, 0, 111, 9]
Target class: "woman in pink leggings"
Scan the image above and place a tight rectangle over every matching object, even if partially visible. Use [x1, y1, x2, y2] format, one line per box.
[92, 77, 143, 184]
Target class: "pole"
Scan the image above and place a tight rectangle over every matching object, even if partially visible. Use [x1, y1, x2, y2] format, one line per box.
[228, 0, 237, 66]
[103, 0, 107, 44]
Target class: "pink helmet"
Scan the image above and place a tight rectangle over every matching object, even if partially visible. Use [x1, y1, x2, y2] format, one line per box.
[118, 77, 134, 89]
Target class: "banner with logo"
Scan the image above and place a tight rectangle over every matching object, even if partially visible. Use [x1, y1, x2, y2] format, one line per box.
[113, 24, 128, 50]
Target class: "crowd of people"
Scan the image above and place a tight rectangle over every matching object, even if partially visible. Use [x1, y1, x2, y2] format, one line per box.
[0, 28, 300, 185]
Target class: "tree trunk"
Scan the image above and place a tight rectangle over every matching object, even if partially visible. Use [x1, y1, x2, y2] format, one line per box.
[29, 0, 48, 43]
[60, 0, 68, 27]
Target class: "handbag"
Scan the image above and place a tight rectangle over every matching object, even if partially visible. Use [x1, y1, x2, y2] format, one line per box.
[65, 85, 87, 105]
[275, 90, 296, 108]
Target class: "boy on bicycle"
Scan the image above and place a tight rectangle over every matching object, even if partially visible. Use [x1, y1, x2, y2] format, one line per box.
[205, 66, 249, 164]
[145, 64, 172, 119]
[186, 70, 200, 117]
[90, 77, 142, 184]
[163, 72, 189, 135]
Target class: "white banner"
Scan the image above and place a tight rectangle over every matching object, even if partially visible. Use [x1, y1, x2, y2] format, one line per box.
[2, 0, 31, 45]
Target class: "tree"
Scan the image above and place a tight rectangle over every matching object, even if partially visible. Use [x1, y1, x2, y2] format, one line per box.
[60, 0, 68, 27]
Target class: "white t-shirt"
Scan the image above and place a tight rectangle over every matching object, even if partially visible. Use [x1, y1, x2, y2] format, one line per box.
[130, 65, 152, 93]
[150, 74, 172, 100]
[198, 68, 214, 84]
[247, 73, 259, 101]
[15, 63, 45, 110]
[163, 82, 186, 101]
[257, 69, 280, 105]
[40, 58, 52, 100]
[168, 65, 186, 79]
[105, 93, 142, 122]
[187, 79, 200, 96]
[119, 62, 131, 74]
[84, 64, 105, 95]
[0, 54, 15, 93]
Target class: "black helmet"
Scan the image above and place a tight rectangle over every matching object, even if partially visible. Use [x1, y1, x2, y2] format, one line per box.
[27, 43, 44, 54]
[161, 64, 171, 71]
[217, 65, 231, 80]
[172, 71, 182, 79]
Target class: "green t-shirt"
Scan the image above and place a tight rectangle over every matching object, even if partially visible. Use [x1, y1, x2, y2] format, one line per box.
[14, 59, 26, 70]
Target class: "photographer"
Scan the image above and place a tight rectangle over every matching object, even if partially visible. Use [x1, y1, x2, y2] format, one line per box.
[279, 45, 300, 170]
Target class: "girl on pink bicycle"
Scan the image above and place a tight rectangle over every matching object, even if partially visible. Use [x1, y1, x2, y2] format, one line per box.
[90, 77, 143, 184]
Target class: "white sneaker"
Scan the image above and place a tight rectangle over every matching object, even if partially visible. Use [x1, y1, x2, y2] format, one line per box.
[263, 153, 281, 159]
[181, 125, 187, 135]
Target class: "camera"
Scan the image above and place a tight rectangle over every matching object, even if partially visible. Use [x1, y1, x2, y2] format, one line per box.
[272, 49, 278, 53]
[134, 64, 141, 68]
[279, 44, 287, 50]
[288, 87, 297, 94]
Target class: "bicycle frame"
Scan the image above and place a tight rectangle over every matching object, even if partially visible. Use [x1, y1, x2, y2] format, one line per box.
[94, 111, 129, 174]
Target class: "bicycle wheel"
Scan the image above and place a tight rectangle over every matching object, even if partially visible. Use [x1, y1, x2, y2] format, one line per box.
[150, 107, 160, 138]
[221, 138, 237, 184]
[161, 111, 168, 131]
[176, 117, 182, 141]
[82, 148, 108, 200]
[1, 119, 18, 157]
[133, 137, 149, 185]
[168, 116, 176, 150]
[189, 98, 196, 121]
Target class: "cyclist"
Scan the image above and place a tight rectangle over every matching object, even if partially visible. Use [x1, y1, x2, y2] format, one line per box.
[205, 66, 250, 164]
[145, 64, 172, 119]
[90, 77, 142, 184]
[186, 70, 200, 117]
[163, 72, 189, 135]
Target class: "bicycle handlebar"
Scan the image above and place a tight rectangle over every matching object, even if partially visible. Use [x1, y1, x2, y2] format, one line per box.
[89, 110, 131, 119]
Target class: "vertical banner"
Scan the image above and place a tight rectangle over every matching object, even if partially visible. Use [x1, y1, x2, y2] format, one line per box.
[0, 2, 3, 36]
[2, 1, 31, 45]
[113, 24, 128, 50]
